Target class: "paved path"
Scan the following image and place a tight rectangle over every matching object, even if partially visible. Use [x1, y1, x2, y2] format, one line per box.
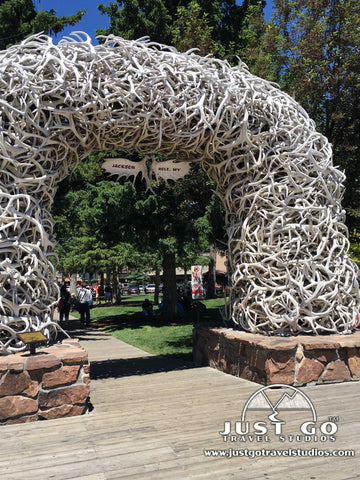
[0, 317, 359, 479]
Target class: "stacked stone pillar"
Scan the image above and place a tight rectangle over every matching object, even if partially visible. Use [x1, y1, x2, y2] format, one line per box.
[0, 339, 90, 424]
[193, 326, 360, 386]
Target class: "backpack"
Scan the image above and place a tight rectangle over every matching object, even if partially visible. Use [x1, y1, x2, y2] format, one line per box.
[58, 298, 65, 312]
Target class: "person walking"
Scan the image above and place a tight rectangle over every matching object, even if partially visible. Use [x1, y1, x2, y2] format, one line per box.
[77, 282, 92, 327]
[104, 284, 112, 302]
[58, 284, 71, 325]
[95, 283, 100, 304]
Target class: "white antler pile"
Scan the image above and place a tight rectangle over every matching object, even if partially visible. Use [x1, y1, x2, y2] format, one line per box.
[0, 33, 358, 353]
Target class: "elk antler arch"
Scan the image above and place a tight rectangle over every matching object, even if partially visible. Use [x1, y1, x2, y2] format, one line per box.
[0, 33, 358, 353]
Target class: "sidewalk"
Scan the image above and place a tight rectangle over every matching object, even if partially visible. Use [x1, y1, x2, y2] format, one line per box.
[0, 317, 359, 479]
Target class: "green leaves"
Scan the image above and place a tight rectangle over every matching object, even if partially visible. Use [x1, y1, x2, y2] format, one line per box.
[171, 1, 219, 56]
[51, 149, 226, 280]
[97, 0, 172, 43]
[263, 0, 360, 250]
[0, 0, 85, 50]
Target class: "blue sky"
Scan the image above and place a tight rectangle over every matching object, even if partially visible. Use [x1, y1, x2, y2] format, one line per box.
[38, 1, 273, 44]
[38, 0, 110, 43]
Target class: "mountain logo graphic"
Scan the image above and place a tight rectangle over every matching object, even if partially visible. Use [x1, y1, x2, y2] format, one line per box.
[241, 384, 317, 423]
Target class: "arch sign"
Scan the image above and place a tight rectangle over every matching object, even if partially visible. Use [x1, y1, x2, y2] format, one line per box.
[0, 32, 358, 354]
[101, 156, 191, 188]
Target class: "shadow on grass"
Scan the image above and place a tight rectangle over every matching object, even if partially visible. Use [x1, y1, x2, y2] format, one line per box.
[164, 335, 194, 353]
[90, 303, 223, 333]
[68, 299, 223, 373]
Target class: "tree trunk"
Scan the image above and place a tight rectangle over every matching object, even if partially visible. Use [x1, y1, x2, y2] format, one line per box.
[206, 245, 217, 299]
[154, 267, 161, 306]
[161, 252, 177, 322]
[100, 272, 105, 296]
[183, 267, 188, 285]
[111, 268, 121, 304]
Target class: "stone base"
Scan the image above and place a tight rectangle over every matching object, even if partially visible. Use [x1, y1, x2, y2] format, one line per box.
[193, 326, 360, 386]
[0, 339, 90, 425]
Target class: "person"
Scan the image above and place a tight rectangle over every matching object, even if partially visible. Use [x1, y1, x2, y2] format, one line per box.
[180, 288, 191, 311]
[95, 283, 100, 303]
[177, 300, 184, 317]
[77, 282, 93, 327]
[58, 284, 71, 325]
[87, 285, 94, 307]
[104, 284, 112, 302]
[142, 298, 155, 316]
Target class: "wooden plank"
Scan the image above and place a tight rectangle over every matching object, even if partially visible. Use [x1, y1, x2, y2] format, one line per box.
[0, 324, 359, 479]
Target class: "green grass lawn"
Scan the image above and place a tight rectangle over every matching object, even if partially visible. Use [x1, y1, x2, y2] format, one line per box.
[76, 294, 225, 362]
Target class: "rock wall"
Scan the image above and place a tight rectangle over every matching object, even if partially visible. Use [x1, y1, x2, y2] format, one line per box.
[193, 326, 360, 386]
[0, 339, 90, 424]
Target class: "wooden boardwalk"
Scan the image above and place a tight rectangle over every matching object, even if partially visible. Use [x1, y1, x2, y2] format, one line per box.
[0, 318, 359, 480]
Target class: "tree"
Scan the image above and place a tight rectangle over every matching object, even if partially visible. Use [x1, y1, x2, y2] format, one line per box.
[97, 0, 268, 62]
[52, 152, 226, 320]
[129, 162, 225, 320]
[235, 0, 276, 80]
[52, 151, 143, 278]
[260, 0, 360, 252]
[97, 0, 172, 44]
[193, 190, 227, 297]
[171, 1, 221, 56]
[0, 0, 85, 50]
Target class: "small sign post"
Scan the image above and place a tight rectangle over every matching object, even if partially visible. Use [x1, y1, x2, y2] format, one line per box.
[18, 332, 48, 355]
